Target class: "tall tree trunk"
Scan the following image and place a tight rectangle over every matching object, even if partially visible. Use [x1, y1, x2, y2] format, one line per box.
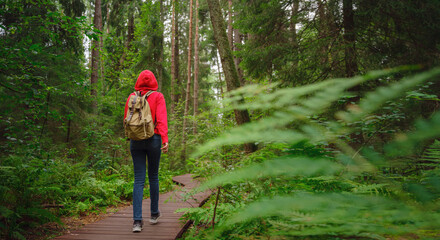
[233, 26, 244, 86]
[193, 0, 200, 135]
[290, 0, 298, 44]
[127, 16, 134, 48]
[158, 0, 164, 91]
[317, 0, 329, 66]
[207, 0, 256, 153]
[182, 0, 194, 158]
[100, 3, 108, 94]
[119, 15, 134, 67]
[66, 118, 71, 143]
[170, 0, 179, 114]
[231, 2, 245, 86]
[343, 0, 357, 77]
[216, 51, 224, 98]
[171, 0, 180, 144]
[343, 0, 361, 142]
[100, 35, 104, 95]
[290, 0, 299, 70]
[228, 0, 233, 50]
[91, 0, 102, 111]
[88, 0, 93, 70]
[106, 2, 110, 34]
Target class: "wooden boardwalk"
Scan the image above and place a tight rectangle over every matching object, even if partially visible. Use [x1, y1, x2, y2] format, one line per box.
[55, 174, 211, 240]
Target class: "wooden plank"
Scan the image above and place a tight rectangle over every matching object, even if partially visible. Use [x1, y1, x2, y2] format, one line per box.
[172, 174, 192, 185]
[55, 174, 212, 240]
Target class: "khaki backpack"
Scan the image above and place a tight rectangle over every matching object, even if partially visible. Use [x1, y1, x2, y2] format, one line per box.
[124, 91, 155, 140]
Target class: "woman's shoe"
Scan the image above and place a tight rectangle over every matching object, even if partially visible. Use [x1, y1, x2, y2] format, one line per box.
[132, 220, 143, 232]
[149, 212, 161, 225]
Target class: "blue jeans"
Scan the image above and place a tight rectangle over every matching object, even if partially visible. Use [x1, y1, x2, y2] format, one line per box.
[130, 134, 161, 221]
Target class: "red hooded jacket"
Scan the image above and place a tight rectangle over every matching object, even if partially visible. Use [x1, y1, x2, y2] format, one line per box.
[124, 70, 168, 144]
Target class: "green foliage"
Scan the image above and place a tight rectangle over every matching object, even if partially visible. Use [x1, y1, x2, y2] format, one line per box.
[0, 0, 91, 153]
[183, 68, 440, 239]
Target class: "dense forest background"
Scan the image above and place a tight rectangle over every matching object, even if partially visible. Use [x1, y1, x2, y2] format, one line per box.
[1, 0, 440, 239]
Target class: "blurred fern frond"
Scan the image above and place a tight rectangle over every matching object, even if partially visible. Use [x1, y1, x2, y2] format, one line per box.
[218, 193, 439, 237]
[338, 68, 440, 123]
[194, 67, 440, 158]
[192, 67, 440, 238]
[198, 156, 342, 191]
[385, 112, 440, 157]
[223, 67, 411, 112]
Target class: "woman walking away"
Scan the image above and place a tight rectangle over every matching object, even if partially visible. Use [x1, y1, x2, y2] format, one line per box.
[124, 70, 169, 233]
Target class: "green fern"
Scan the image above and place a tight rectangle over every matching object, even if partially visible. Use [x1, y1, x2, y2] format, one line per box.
[214, 193, 439, 238]
[194, 67, 440, 158]
[191, 67, 440, 238]
[198, 156, 342, 191]
[352, 183, 390, 195]
[419, 140, 440, 168]
[337, 68, 440, 123]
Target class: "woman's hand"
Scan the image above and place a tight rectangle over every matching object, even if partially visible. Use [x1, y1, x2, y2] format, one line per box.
[161, 142, 169, 153]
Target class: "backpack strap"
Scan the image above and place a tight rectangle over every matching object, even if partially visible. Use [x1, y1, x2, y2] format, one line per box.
[126, 91, 139, 122]
[146, 90, 155, 97]
[138, 90, 155, 102]
[144, 90, 157, 124]
[140, 90, 155, 105]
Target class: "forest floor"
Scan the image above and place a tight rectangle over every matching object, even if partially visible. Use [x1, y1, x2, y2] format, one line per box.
[24, 201, 132, 240]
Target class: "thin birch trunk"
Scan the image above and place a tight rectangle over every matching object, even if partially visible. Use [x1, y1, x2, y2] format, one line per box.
[193, 0, 200, 135]
[158, 0, 164, 91]
[216, 52, 224, 98]
[182, 0, 194, 158]
[171, 0, 178, 114]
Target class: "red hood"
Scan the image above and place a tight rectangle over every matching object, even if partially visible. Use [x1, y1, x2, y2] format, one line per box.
[135, 70, 158, 92]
